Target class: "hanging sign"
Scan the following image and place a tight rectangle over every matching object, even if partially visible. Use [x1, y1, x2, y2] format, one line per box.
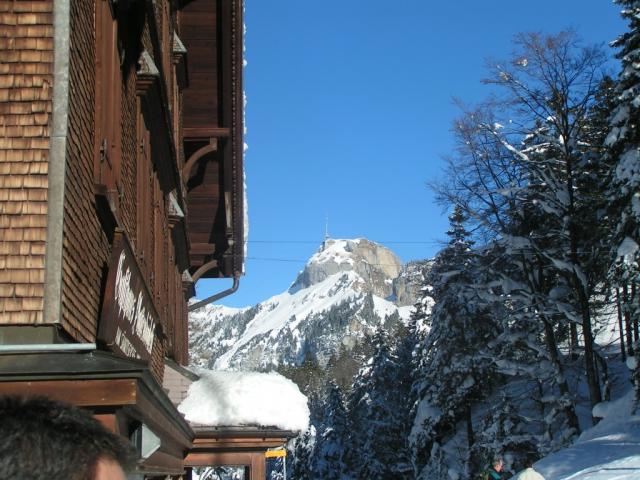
[265, 448, 287, 458]
[97, 230, 160, 361]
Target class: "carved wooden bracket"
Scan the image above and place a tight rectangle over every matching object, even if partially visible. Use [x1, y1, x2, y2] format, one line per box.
[191, 260, 219, 283]
[182, 138, 217, 181]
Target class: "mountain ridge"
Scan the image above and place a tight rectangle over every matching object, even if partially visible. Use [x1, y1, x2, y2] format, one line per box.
[188, 238, 431, 371]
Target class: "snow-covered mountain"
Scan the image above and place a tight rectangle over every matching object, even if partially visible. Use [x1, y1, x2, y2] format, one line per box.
[189, 239, 430, 371]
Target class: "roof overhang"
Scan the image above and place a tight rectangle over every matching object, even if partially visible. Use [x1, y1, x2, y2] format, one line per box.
[185, 426, 296, 480]
[180, 0, 244, 280]
[0, 351, 194, 476]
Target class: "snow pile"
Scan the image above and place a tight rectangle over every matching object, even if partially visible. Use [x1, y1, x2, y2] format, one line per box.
[529, 391, 640, 480]
[178, 370, 310, 431]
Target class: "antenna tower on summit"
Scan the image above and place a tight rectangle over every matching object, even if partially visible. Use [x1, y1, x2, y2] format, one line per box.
[322, 214, 330, 250]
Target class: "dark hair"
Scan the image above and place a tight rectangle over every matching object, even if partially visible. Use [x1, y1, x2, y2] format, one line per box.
[0, 395, 137, 480]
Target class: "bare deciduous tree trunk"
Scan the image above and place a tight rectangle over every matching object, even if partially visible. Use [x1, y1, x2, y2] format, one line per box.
[624, 284, 634, 356]
[616, 288, 627, 362]
[543, 318, 581, 433]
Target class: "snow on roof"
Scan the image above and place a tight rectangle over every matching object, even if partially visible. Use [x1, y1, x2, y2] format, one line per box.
[177, 370, 309, 432]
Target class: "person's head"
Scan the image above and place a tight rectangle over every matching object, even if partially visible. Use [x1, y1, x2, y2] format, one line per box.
[492, 456, 504, 471]
[0, 395, 136, 480]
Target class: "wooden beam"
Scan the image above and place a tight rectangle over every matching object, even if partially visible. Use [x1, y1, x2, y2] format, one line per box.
[192, 437, 290, 450]
[250, 452, 265, 480]
[185, 452, 253, 467]
[183, 127, 230, 140]
[0, 379, 137, 406]
[94, 413, 119, 433]
[142, 450, 187, 476]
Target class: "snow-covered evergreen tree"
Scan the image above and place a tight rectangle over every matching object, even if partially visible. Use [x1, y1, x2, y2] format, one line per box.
[391, 316, 422, 476]
[420, 31, 618, 477]
[347, 327, 411, 479]
[609, 1, 640, 408]
[411, 206, 498, 479]
[288, 426, 316, 480]
[472, 393, 540, 475]
[313, 381, 352, 480]
[609, 0, 640, 253]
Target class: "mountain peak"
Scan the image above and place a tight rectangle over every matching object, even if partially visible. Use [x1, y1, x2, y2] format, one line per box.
[289, 238, 403, 298]
[188, 239, 432, 371]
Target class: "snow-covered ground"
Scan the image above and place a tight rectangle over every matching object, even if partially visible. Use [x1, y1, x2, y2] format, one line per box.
[514, 391, 640, 480]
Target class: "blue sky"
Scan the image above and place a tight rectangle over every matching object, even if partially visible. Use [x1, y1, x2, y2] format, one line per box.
[197, 1, 626, 308]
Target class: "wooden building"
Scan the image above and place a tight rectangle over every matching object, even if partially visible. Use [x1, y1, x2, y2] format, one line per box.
[163, 362, 299, 480]
[0, 0, 251, 477]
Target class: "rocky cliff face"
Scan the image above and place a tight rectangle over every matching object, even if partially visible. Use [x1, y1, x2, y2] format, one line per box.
[393, 260, 434, 306]
[289, 239, 403, 298]
[189, 239, 431, 371]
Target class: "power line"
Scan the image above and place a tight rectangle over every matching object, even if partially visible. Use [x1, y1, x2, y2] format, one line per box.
[247, 240, 441, 245]
[245, 256, 425, 267]
[246, 240, 609, 255]
[246, 256, 308, 264]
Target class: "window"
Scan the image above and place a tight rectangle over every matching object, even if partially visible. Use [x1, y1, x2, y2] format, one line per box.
[136, 100, 152, 273]
[94, 0, 122, 212]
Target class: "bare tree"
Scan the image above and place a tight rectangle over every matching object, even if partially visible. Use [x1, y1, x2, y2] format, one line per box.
[434, 31, 609, 419]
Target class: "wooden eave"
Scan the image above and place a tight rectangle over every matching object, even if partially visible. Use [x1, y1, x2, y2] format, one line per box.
[180, 0, 244, 280]
[226, 0, 245, 280]
[0, 351, 194, 475]
[191, 426, 297, 449]
[185, 426, 295, 480]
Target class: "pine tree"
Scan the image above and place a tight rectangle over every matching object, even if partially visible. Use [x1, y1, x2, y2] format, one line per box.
[288, 426, 316, 480]
[391, 316, 421, 477]
[313, 381, 352, 480]
[609, 1, 640, 237]
[347, 327, 410, 479]
[609, 2, 640, 396]
[472, 394, 539, 477]
[411, 206, 497, 478]
[632, 356, 640, 412]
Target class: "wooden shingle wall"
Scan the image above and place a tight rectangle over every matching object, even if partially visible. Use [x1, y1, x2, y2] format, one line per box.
[59, 0, 107, 342]
[0, 1, 53, 324]
[119, 41, 137, 240]
[0, 0, 191, 373]
[59, 0, 188, 374]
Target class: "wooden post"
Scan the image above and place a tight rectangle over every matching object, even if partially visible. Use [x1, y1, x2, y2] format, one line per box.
[250, 452, 265, 480]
